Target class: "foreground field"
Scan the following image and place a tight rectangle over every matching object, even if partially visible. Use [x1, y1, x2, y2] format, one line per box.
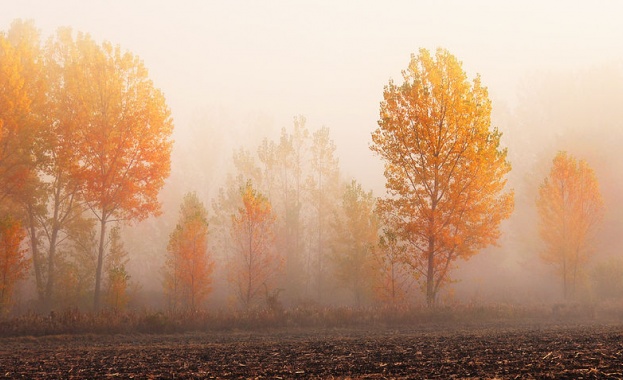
[1, 321, 622, 379]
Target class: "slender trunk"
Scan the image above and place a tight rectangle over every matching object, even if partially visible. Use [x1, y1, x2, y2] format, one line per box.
[26, 203, 44, 303]
[44, 229, 59, 309]
[426, 235, 435, 307]
[93, 216, 107, 311]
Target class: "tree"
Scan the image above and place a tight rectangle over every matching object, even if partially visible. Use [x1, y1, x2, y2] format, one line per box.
[229, 181, 282, 309]
[257, 116, 310, 301]
[370, 48, 514, 306]
[331, 180, 378, 306]
[536, 151, 604, 299]
[164, 192, 213, 312]
[105, 225, 131, 311]
[1, 20, 46, 305]
[373, 229, 412, 307]
[57, 30, 173, 310]
[0, 216, 29, 314]
[307, 126, 340, 301]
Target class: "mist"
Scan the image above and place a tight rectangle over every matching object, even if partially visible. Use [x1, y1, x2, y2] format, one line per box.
[3, 1, 623, 313]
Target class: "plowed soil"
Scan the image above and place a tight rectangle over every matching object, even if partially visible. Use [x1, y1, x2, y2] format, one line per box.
[1, 322, 622, 379]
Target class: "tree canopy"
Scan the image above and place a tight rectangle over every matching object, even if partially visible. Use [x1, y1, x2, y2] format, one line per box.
[371, 48, 514, 306]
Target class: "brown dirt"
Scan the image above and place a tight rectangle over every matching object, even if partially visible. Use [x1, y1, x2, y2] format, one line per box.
[1, 322, 622, 379]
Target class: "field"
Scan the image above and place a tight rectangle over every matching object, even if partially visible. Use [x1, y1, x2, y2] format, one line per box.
[1, 317, 623, 379]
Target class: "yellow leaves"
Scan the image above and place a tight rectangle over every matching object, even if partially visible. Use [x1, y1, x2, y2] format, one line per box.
[536, 151, 604, 297]
[371, 48, 514, 305]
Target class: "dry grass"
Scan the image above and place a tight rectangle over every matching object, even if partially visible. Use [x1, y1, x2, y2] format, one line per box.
[1, 301, 621, 337]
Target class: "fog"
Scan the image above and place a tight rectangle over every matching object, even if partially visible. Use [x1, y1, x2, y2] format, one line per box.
[4, 1, 623, 310]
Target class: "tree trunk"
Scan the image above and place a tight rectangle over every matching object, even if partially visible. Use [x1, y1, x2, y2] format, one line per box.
[426, 236, 435, 307]
[26, 203, 44, 303]
[93, 216, 107, 311]
[44, 228, 59, 310]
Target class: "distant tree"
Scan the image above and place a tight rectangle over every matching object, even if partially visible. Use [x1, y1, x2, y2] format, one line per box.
[229, 182, 282, 309]
[373, 229, 412, 307]
[537, 151, 604, 299]
[332, 180, 379, 306]
[307, 126, 340, 301]
[104, 225, 131, 312]
[54, 30, 173, 310]
[0, 216, 29, 314]
[164, 192, 213, 312]
[370, 48, 514, 306]
[54, 213, 98, 309]
[257, 116, 310, 301]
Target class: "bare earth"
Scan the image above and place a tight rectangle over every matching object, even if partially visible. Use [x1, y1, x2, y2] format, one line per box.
[1, 322, 622, 379]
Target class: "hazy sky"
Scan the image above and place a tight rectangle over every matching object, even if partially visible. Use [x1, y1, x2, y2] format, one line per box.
[3, 1, 623, 193]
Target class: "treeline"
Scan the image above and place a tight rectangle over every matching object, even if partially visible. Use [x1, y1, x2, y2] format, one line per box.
[163, 115, 415, 312]
[2, 20, 620, 318]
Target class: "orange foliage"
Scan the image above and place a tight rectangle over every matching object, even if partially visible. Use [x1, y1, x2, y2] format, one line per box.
[229, 182, 282, 309]
[537, 151, 604, 299]
[164, 193, 213, 312]
[371, 48, 514, 306]
[0, 216, 29, 313]
[49, 29, 173, 310]
[0, 31, 33, 203]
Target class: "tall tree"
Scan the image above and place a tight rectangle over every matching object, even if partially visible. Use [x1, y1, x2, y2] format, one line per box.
[1, 21, 46, 303]
[164, 192, 213, 312]
[229, 181, 281, 309]
[24, 28, 87, 310]
[58, 31, 173, 310]
[257, 116, 310, 302]
[331, 180, 378, 306]
[307, 126, 340, 301]
[536, 151, 604, 299]
[370, 48, 514, 306]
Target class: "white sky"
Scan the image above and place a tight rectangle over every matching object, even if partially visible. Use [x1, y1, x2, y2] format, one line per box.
[3, 0, 623, 193]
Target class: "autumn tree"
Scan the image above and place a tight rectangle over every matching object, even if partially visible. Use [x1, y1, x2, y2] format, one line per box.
[54, 213, 98, 309]
[536, 151, 604, 299]
[371, 48, 514, 306]
[229, 181, 282, 309]
[331, 180, 379, 306]
[164, 192, 213, 312]
[307, 126, 340, 301]
[257, 116, 310, 301]
[55, 30, 173, 310]
[0, 216, 30, 314]
[0, 21, 50, 309]
[373, 229, 412, 307]
[104, 225, 131, 311]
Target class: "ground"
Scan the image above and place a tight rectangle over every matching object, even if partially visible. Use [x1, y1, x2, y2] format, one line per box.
[1, 320, 622, 379]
